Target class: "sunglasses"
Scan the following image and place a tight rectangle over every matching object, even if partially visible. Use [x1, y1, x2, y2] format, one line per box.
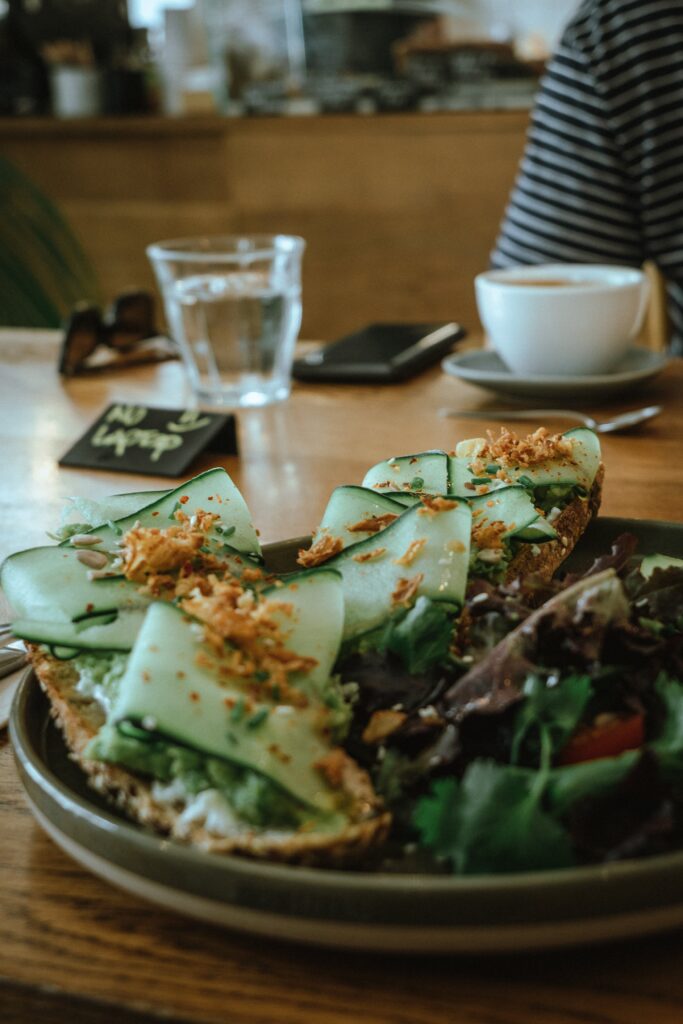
[59, 291, 160, 376]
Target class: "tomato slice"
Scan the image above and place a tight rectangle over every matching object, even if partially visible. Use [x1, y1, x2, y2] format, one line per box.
[557, 713, 645, 766]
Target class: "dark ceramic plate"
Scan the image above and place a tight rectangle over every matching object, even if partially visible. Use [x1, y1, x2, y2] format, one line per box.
[10, 518, 683, 952]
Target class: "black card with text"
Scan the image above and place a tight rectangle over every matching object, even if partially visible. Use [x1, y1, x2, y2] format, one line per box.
[59, 404, 238, 477]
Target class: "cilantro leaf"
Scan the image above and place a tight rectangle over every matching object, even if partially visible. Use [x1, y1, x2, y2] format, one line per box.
[413, 761, 574, 874]
[651, 672, 683, 784]
[342, 596, 457, 674]
[652, 673, 683, 754]
[546, 751, 638, 817]
[511, 673, 592, 767]
[413, 777, 461, 852]
[547, 673, 683, 816]
[383, 596, 457, 674]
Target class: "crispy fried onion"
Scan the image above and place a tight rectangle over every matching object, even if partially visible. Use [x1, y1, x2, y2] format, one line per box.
[181, 578, 317, 703]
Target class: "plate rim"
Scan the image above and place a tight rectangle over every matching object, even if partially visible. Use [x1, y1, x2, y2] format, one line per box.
[13, 661, 683, 895]
[24, 798, 683, 953]
[9, 516, 683, 949]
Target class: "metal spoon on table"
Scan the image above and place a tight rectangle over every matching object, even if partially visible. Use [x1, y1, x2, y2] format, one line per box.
[438, 404, 662, 434]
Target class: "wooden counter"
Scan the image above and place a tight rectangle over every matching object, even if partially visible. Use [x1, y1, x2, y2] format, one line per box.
[0, 112, 528, 340]
[0, 330, 682, 1023]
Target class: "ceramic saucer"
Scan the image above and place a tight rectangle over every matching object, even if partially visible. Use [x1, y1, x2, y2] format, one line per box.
[441, 346, 669, 401]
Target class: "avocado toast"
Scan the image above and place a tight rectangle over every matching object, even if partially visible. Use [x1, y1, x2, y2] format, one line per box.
[3, 426, 623, 869]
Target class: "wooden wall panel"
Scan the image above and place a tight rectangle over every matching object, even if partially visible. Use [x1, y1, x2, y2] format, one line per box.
[0, 113, 528, 338]
[58, 200, 237, 302]
[226, 114, 527, 338]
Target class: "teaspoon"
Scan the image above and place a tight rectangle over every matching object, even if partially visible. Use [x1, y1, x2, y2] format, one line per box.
[438, 405, 662, 434]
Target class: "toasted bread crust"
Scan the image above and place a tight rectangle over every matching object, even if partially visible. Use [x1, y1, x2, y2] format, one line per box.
[29, 646, 390, 865]
[504, 464, 604, 584]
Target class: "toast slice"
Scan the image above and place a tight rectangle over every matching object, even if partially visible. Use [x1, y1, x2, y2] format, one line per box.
[13, 447, 602, 867]
[504, 464, 604, 584]
[30, 646, 390, 865]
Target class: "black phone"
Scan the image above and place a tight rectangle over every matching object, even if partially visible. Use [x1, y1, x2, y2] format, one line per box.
[292, 322, 466, 383]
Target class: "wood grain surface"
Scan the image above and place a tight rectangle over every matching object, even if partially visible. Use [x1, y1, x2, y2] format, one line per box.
[1, 331, 682, 1024]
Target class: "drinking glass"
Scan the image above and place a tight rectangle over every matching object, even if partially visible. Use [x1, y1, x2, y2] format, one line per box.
[147, 234, 305, 407]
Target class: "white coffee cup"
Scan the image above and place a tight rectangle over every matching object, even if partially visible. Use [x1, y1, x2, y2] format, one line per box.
[475, 264, 649, 376]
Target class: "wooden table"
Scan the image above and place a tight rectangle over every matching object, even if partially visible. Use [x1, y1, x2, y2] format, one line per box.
[1, 330, 682, 1024]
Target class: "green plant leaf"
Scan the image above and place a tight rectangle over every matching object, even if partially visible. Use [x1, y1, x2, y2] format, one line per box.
[546, 750, 638, 816]
[0, 157, 100, 326]
[413, 760, 574, 874]
[511, 673, 593, 767]
[651, 673, 683, 784]
[383, 596, 457, 674]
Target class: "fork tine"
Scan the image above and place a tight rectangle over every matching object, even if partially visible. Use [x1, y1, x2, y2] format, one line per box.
[0, 623, 15, 645]
[0, 648, 27, 679]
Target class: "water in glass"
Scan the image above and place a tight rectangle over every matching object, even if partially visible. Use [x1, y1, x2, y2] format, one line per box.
[173, 270, 301, 407]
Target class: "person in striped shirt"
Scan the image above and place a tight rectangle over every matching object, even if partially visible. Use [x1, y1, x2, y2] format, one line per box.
[492, 0, 683, 354]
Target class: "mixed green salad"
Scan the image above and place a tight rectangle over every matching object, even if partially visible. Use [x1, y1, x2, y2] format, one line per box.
[346, 546, 683, 872]
[2, 426, 682, 872]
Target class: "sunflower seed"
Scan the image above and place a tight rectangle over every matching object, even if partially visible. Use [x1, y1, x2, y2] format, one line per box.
[70, 534, 103, 547]
[76, 549, 109, 569]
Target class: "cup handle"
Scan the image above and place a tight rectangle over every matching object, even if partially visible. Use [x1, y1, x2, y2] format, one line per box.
[629, 272, 651, 338]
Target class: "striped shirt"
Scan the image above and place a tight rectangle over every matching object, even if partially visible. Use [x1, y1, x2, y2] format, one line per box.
[492, 0, 683, 354]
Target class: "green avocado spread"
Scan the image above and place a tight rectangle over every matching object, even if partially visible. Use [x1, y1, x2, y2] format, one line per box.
[73, 652, 128, 713]
[85, 725, 311, 829]
[76, 652, 343, 832]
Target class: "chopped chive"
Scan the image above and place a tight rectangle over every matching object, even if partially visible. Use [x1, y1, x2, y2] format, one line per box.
[409, 476, 424, 490]
[271, 683, 281, 702]
[470, 477, 491, 485]
[246, 708, 269, 729]
[118, 720, 152, 741]
[229, 696, 246, 723]
[485, 463, 500, 474]
[222, 525, 236, 538]
[168, 500, 182, 520]
[518, 475, 535, 489]
[574, 484, 588, 497]
[199, 545, 212, 554]
[254, 669, 269, 682]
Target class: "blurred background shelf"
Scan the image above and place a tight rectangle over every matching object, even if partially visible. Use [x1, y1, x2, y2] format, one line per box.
[12, 1, 659, 346]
